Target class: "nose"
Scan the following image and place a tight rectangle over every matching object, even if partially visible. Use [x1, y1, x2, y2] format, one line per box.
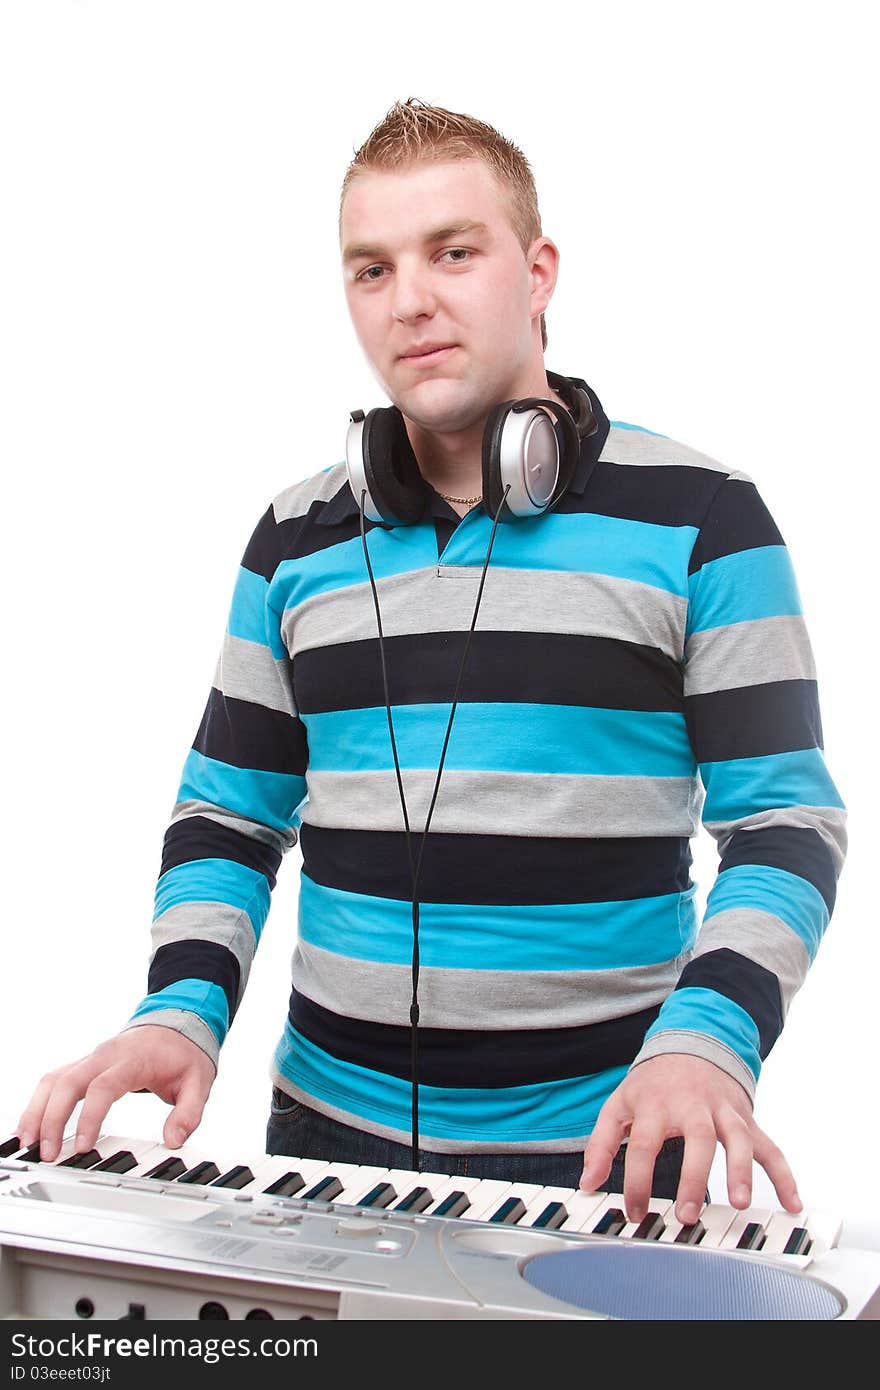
[391, 257, 437, 324]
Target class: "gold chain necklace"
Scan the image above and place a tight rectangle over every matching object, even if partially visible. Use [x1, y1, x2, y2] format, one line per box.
[438, 490, 482, 505]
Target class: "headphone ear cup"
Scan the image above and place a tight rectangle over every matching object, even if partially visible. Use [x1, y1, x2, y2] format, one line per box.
[361, 408, 430, 525]
[481, 401, 516, 519]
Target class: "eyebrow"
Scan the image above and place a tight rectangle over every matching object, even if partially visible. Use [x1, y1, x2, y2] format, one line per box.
[342, 220, 490, 265]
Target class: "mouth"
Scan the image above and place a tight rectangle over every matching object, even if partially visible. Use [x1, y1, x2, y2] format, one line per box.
[399, 345, 457, 366]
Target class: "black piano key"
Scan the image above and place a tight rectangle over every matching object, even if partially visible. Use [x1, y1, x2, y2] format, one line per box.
[393, 1185, 434, 1213]
[0, 1138, 22, 1157]
[674, 1220, 706, 1245]
[632, 1212, 666, 1240]
[211, 1165, 255, 1190]
[176, 1161, 221, 1186]
[593, 1207, 627, 1237]
[92, 1149, 139, 1175]
[489, 1196, 528, 1225]
[357, 1182, 398, 1209]
[303, 1175, 344, 1201]
[736, 1221, 766, 1251]
[59, 1149, 103, 1169]
[18, 1144, 43, 1163]
[262, 1171, 305, 1198]
[782, 1227, 812, 1256]
[143, 1156, 187, 1181]
[433, 1191, 471, 1218]
[532, 1201, 569, 1230]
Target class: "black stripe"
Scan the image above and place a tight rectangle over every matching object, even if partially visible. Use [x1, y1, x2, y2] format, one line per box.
[299, 823, 693, 905]
[148, 941, 241, 1026]
[719, 824, 838, 915]
[240, 504, 280, 583]
[685, 680, 823, 761]
[675, 948, 783, 1059]
[294, 631, 684, 716]
[688, 478, 784, 574]
[161, 815, 282, 886]
[557, 461, 726, 528]
[193, 688, 308, 775]
[289, 990, 662, 1088]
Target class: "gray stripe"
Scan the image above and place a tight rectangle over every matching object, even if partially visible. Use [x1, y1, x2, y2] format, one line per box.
[692, 907, 810, 1015]
[290, 938, 683, 1030]
[301, 768, 702, 838]
[124, 1010, 220, 1070]
[170, 799, 298, 853]
[268, 1074, 592, 1154]
[685, 615, 816, 695]
[213, 633, 298, 716]
[703, 804, 847, 875]
[150, 902, 259, 1009]
[272, 462, 348, 522]
[599, 425, 751, 482]
[286, 565, 688, 663]
[630, 1031, 757, 1101]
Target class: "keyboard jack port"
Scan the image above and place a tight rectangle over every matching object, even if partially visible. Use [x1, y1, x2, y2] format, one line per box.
[245, 1308, 274, 1319]
[75, 1298, 95, 1319]
[198, 1301, 230, 1320]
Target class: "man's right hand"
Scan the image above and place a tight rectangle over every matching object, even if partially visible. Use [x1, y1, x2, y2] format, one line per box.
[15, 1026, 217, 1161]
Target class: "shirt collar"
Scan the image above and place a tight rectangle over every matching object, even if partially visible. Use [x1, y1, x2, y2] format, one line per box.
[316, 374, 610, 527]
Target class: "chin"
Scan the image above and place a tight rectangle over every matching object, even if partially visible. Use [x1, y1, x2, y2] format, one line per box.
[393, 377, 489, 433]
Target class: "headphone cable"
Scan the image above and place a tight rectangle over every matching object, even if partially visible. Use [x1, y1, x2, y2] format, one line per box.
[359, 486, 511, 1169]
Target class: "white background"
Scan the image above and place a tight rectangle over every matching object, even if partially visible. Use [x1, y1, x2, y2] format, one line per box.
[1, 2, 876, 1239]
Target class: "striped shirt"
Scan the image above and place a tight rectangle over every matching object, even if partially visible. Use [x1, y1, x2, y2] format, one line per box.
[127, 376, 846, 1152]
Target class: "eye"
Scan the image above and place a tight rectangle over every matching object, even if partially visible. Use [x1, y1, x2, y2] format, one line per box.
[355, 265, 387, 283]
[440, 248, 471, 264]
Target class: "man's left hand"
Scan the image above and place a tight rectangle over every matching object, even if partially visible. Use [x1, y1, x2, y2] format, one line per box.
[579, 1053, 802, 1227]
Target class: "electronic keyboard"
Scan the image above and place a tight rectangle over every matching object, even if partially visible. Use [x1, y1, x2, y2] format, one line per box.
[1, 1130, 878, 1320]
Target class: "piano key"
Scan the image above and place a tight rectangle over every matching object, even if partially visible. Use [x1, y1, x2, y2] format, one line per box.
[432, 1190, 472, 1218]
[660, 1201, 737, 1247]
[58, 1148, 104, 1170]
[592, 1207, 627, 1237]
[489, 1197, 529, 1225]
[0, 1137, 23, 1158]
[788, 1207, 843, 1259]
[176, 1161, 221, 1186]
[458, 1179, 520, 1222]
[388, 1170, 463, 1214]
[242, 1154, 339, 1198]
[516, 1183, 590, 1231]
[392, 1184, 434, 1213]
[482, 1182, 546, 1226]
[303, 1174, 345, 1202]
[357, 1182, 398, 1210]
[542, 1188, 610, 1234]
[530, 1201, 569, 1230]
[210, 1165, 256, 1190]
[567, 1191, 631, 1236]
[673, 1220, 706, 1245]
[719, 1208, 773, 1252]
[91, 1150, 140, 1175]
[735, 1220, 767, 1251]
[418, 1173, 484, 1217]
[143, 1155, 188, 1181]
[628, 1204, 673, 1241]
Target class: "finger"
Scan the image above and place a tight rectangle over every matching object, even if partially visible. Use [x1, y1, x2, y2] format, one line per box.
[674, 1121, 717, 1226]
[715, 1112, 755, 1210]
[753, 1127, 801, 1213]
[16, 1072, 62, 1149]
[38, 1063, 101, 1161]
[620, 1120, 667, 1224]
[74, 1064, 142, 1153]
[580, 1100, 630, 1191]
[163, 1069, 212, 1149]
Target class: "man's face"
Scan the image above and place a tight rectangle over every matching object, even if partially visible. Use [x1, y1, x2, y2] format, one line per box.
[340, 159, 544, 434]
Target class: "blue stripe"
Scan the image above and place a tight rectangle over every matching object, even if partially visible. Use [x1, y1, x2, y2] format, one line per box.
[688, 546, 802, 633]
[699, 748, 845, 823]
[438, 513, 697, 594]
[644, 986, 762, 1082]
[130, 980, 230, 1046]
[178, 748, 307, 833]
[297, 872, 696, 971]
[705, 864, 829, 960]
[272, 528, 439, 612]
[154, 858, 271, 937]
[274, 1022, 628, 1142]
[609, 420, 668, 438]
[302, 703, 694, 777]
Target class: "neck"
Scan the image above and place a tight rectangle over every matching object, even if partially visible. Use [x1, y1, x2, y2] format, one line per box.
[404, 370, 571, 502]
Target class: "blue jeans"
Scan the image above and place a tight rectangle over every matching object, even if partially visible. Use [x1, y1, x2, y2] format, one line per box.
[266, 1089, 687, 1198]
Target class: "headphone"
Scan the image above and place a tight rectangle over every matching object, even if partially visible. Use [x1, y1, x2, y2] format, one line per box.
[346, 369, 598, 525]
[349, 370, 599, 1169]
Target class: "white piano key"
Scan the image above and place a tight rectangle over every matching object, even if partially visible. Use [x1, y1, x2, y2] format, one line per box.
[659, 1200, 738, 1247]
[318, 1165, 396, 1206]
[477, 1181, 547, 1224]
[617, 1199, 675, 1241]
[796, 1206, 844, 1257]
[457, 1178, 518, 1221]
[570, 1191, 630, 1236]
[421, 1173, 485, 1216]
[534, 1186, 610, 1233]
[237, 1153, 336, 1196]
[718, 1207, 773, 1251]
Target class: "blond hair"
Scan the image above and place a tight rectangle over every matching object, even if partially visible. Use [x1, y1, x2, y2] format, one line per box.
[340, 98, 548, 351]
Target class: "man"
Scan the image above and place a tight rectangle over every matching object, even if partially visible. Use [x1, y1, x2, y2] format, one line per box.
[17, 99, 845, 1233]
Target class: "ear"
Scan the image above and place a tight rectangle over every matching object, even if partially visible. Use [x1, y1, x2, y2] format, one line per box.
[526, 236, 560, 322]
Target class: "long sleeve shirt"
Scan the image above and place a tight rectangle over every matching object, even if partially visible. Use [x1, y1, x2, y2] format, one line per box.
[125, 376, 846, 1152]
